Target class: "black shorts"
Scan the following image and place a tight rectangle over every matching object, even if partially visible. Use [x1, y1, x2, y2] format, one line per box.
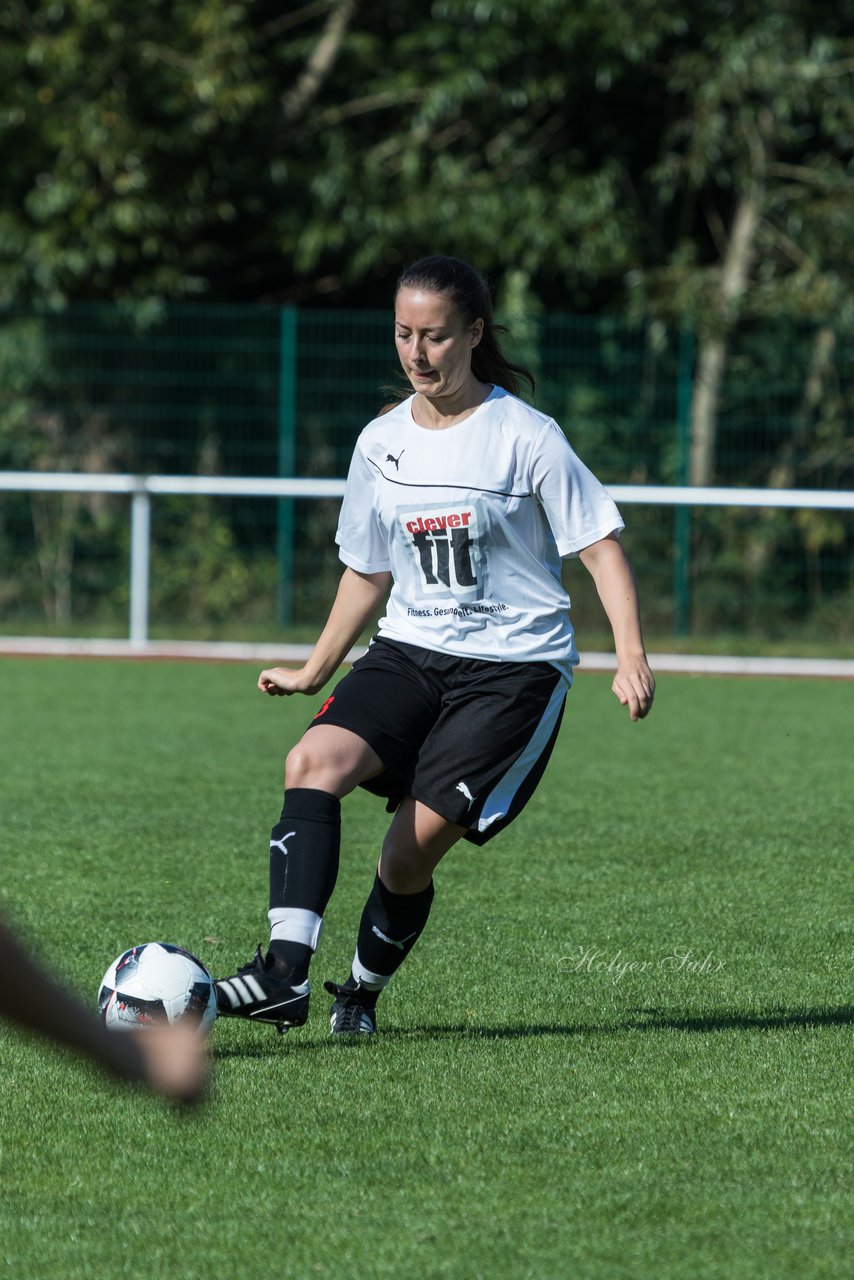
[307, 637, 567, 846]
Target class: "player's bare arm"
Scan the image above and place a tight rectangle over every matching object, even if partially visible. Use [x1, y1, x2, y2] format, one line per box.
[0, 919, 208, 1103]
[578, 533, 655, 721]
[259, 567, 392, 697]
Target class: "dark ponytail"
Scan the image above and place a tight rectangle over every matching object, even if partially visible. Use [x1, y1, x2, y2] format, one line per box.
[396, 255, 535, 398]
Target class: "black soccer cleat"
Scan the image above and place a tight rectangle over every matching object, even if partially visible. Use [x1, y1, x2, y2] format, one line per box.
[323, 981, 378, 1036]
[215, 946, 309, 1032]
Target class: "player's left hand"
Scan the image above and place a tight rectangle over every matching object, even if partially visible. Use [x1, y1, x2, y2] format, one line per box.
[612, 658, 655, 721]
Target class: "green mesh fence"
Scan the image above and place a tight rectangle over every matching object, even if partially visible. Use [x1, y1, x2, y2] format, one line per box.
[0, 303, 851, 648]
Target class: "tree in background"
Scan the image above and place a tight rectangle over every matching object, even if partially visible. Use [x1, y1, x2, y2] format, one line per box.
[630, 1, 854, 486]
[0, 0, 273, 304]
[1, 1, 849, 320]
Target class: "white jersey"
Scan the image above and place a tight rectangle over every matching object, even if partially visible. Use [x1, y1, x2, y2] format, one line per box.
[335, 386, 623, 676]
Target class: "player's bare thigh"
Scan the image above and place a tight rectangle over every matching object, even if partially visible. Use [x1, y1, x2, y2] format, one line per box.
[285, 724, 384, 797]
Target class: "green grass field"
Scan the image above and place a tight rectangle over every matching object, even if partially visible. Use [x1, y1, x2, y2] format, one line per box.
[1, 658, 851, 1280]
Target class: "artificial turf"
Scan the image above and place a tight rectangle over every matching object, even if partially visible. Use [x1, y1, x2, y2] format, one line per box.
[0, 657, 851, 1279]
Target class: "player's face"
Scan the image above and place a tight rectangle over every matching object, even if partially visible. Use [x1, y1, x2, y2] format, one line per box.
[394, 287, 484, 400]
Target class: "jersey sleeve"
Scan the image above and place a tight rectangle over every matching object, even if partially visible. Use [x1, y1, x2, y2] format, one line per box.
[531, 420, 624, 557]
[335, 440, 392, 573]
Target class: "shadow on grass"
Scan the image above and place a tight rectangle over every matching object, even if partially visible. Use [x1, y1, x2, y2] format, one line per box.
[381, 1003, 854, 1041]
[625, 1005, 854, 1034]
[212, 1003, 853, 1058]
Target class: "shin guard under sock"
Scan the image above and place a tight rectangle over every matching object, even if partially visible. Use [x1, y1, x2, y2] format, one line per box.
[267, 788, 341, 983]
[349, 873, 435, 1001]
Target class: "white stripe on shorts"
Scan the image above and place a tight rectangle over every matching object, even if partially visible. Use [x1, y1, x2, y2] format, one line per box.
[475, 678, 567, 833]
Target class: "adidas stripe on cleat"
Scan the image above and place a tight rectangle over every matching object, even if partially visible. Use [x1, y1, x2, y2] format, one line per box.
[215, 946, 309, 1030]
[324, 981, 377, 1036]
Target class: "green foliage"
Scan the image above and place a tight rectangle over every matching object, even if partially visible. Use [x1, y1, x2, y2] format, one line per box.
[1, 1, 850, 320]
[149, 494, 278, 629]
[0, 0, 271, 304]
[636, 2, 854, 327]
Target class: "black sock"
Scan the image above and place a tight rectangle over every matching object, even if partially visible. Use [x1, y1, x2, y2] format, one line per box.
[267, 788, 341, 984]
[348, 873, 435, 1003]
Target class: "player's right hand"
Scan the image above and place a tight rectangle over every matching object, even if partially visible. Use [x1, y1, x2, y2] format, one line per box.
[258, 666, 309, 695]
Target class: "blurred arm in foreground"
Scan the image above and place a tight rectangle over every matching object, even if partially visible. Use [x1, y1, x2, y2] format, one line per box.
[0, 914, 208, 1105]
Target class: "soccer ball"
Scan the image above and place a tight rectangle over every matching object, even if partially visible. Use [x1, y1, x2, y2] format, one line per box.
[98, 942, 217, 1034]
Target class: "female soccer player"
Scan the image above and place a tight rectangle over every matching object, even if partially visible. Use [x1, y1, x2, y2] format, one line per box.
[215, 255, 655, 1035]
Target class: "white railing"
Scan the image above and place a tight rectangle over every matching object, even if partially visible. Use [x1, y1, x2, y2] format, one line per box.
[1, 471, 852, 646]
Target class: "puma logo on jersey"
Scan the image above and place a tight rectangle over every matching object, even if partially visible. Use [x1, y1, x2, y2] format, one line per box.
[456, 781, 475, 809]
[386, 450, 405, 471]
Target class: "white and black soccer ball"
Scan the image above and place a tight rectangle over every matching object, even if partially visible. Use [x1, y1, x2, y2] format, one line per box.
[98, 942, 217, 1034]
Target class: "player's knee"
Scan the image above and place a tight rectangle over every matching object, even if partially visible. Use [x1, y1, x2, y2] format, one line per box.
[284, 740, 325, 789]
[379, 850, 433, 895]
[379, 837, 426, 888]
